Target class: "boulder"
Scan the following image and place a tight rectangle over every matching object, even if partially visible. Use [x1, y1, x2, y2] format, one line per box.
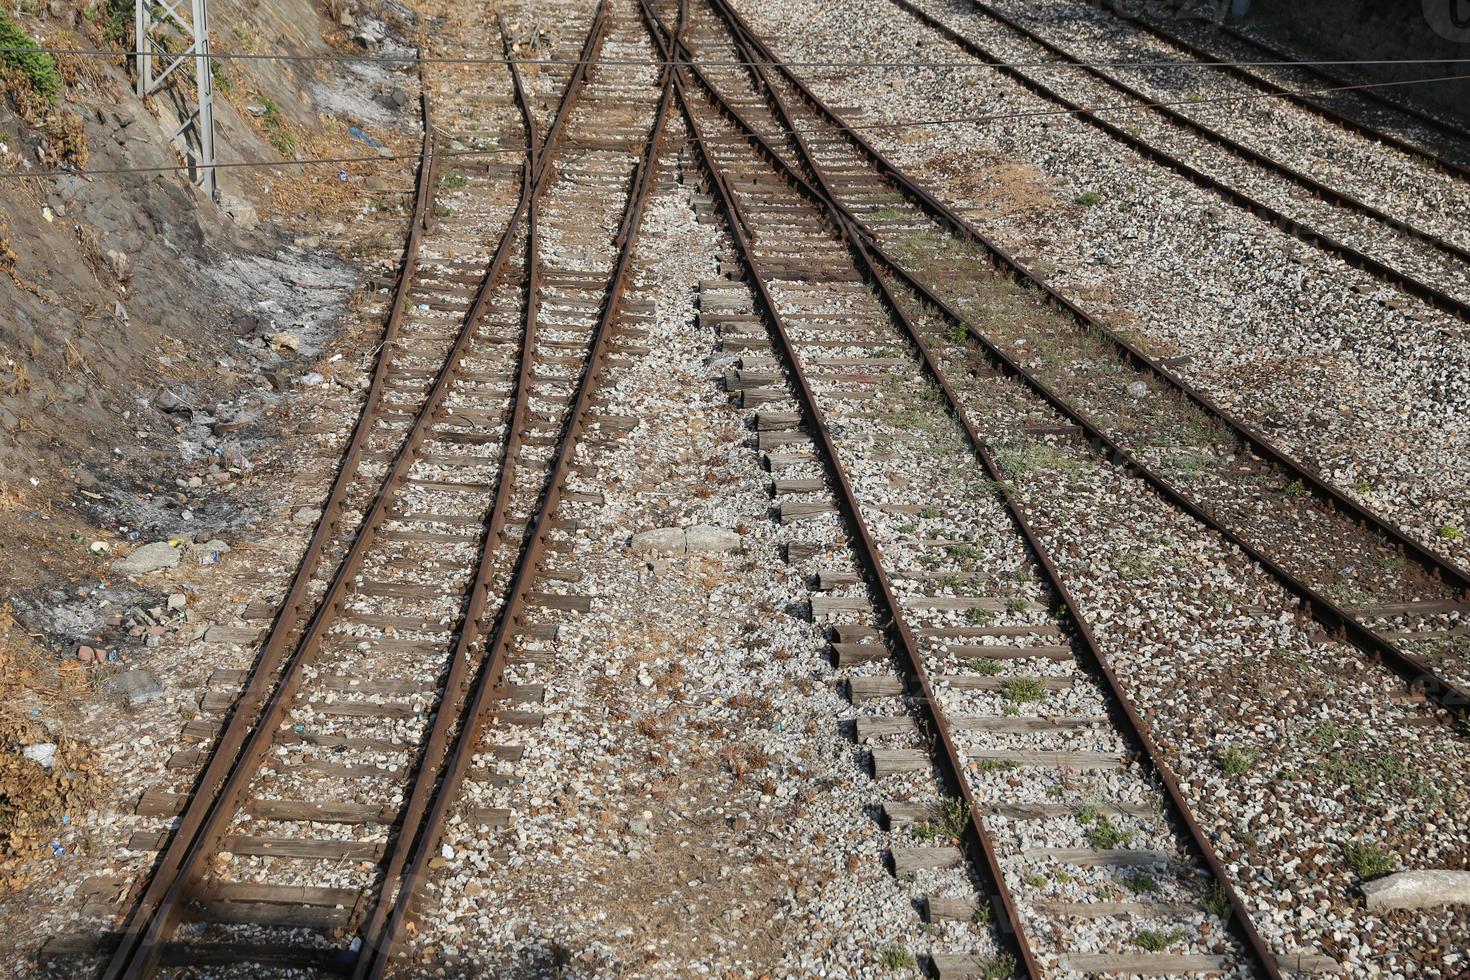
[630, 528, 686, 556]
[116, 542, 180, 575]
[22, 743, 56, 769]
[220, 194, 259, 230]
[684, 525, 741, 554]
[630, 526, 742, 557]
[1363, 870, 1470, 910]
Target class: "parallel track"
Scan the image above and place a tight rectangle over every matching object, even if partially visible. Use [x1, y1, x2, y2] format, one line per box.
[1211, 19, 1470, 152]
[917, 0, 1470, 277]
[1100, 0, 1470, 182]
[881, 0, 1470, 324]
[650, 0, 1289, 974]
[692, 0, 1470, 723]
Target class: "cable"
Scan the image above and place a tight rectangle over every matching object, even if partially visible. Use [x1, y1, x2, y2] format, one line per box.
[2, 69, 1465, 181]
[4, 44, 1470, 72]
[685, 69, 1470, 141]
[0, 145, 523, 179]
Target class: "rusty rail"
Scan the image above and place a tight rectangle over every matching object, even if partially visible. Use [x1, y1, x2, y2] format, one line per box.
[98, 81, 442, 978]
[354, 18, 680, 978]
[666, 1, 1283, 973]
[101, 9, 613, 976]
[342, 18, 552, 975]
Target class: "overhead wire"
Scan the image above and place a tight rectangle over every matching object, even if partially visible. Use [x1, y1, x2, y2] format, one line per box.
[2, 43, 1470, 71]
[1, 62, 1467, 181]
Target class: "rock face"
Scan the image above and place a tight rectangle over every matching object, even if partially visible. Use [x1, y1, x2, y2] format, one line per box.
[630, 525, 742, 556]
[1362, 870, 1470, 910]
[115, 542, 180, 575]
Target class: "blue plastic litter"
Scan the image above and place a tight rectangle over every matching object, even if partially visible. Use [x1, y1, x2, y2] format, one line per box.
[348, 126, 385, 148]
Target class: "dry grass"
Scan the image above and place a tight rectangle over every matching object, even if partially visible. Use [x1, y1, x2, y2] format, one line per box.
[929, 149, 1057, 216]
[0, 707, 105, 890]
[0, 219, 18, 284]
[720, 742, 771, 782]
[0, 604, 108, 888]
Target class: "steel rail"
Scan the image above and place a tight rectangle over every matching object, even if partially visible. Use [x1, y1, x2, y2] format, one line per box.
[96, 84, 440, 978]
[877, 0, 1470, 325]
[354, 19, 681, 979]
[686, 0, 1470, 725]
[101, 11, 612, 976]
[661, 58, 1041, 980]
[1101, 1, 1470, 184]
[939, 0, 1470, 270]
[682, 2, 1282, 973]
[707, 0, 1470, 604]
[640, 0, 1049, 967]
[1213, 21, 1470, 148]
[343, 18, 552, 975]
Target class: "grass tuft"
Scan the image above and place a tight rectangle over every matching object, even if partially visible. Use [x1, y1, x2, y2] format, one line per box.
[1000, 677, 1046, 703]
[1217, 744, 1257, 777]
[878, 945, 915, 970]
[1343, 839, 1394, 880]
[1132, 929, 1177, 952]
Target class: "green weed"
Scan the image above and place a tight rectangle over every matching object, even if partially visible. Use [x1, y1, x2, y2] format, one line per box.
[1001, 677, 1046, 703]
[1202, 883, 1231, 917]
[1343, 839, 1394, 880]
[1122, 872, 1160, 895]
[1218, 744, 1257, 777]
[1132, 929, 1177, 952]
[878, 945, 915, 970]
[981, 954, 1016, 980]
[0, 11, 61, 101]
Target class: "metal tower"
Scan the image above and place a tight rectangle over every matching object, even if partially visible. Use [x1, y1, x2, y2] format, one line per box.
[135, 0, 218, 199]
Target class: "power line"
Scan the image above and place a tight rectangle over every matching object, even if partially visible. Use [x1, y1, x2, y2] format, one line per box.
[1, 70, 1465, 181]
[4, 44, 1470, 72]
[0, 146, 522, 180]
[795, 70, 1470, 137]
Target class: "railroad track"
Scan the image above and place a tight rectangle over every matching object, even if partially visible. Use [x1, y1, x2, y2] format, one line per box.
[642, 0, 1299, 975]
[877, 0, 1470, 323]
[649, 0, 1461, 970]
[1098, 0, 1470, 181]
[900, 0, 1470, 300]
[665, 0, 1470, 725]
[33, 0, 1464, 974]
[50, 2, 670, 974]
[1207, 19, 1470, 157]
